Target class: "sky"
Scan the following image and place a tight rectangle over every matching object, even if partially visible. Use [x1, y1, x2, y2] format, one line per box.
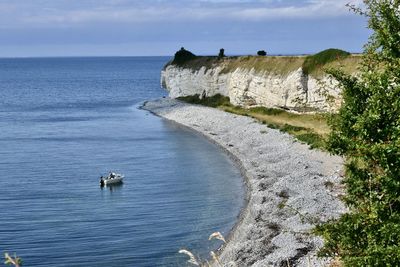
[0, 0, 370, 57]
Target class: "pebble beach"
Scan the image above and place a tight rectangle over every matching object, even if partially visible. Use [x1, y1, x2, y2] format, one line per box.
[142, 98, 346, 267]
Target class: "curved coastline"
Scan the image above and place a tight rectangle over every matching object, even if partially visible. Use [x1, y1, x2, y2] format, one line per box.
[141, 98, 346, 267]
[140, 100, 253, 254]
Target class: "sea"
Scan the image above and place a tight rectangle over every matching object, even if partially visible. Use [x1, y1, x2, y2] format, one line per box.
[0, 57, 244, 266]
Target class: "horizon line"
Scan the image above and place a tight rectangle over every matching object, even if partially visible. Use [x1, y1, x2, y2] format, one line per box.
[0, 51, 364, 59]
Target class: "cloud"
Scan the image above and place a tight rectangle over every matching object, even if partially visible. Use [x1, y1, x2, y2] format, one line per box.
[0, 0, 364, 28]
[0, 0, 369, 56]
[230, 0, 364, 20]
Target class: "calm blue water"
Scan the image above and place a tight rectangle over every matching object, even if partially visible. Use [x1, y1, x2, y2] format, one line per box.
[0, 57, 244, 266]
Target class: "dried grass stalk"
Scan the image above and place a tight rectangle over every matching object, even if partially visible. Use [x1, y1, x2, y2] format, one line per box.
[179, 249, 200, 266]
[208, 232, 226, 243]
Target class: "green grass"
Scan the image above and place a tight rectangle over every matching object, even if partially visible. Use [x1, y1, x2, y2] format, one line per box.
[302, 48, 361, 77]
[167, 55, 304, 75]
[248, 106, 285, 115]
[178, 94, 328, 149]
[167, 56, 222, 71]
[278, 200, 288, 209]
[281, 124, 308, 132]
[177, 94, 231, 107]
[220, 55, 305, 75]
[166, 49, 361, 78]
[296, 132, 326, 149]
[303, 48, 350, 74]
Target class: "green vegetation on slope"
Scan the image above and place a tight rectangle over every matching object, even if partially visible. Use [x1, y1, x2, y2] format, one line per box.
[169, 56, 221, 71]
[167, 48, 361, 78]
[314, 55, 362, 78]
[176, 94, 231, 107]
[302, 48, 351, 75]
[220, 55, 305, 75]
[178, 94, 327, 149]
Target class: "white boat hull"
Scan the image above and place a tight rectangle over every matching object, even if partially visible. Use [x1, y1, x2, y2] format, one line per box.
[100, 172, 124, 186]
[103, 177, 123, 185]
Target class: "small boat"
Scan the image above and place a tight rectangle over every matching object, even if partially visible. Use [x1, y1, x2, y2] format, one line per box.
[100, 172, 124, 186]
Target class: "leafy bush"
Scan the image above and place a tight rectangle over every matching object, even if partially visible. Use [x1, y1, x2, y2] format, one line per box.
[303, 48, 350, 74]
[171, 47, 197, 65]
[316, 1, 400, 266]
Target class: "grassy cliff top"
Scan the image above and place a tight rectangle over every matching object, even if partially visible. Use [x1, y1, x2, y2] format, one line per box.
[166, 48, 362, 78]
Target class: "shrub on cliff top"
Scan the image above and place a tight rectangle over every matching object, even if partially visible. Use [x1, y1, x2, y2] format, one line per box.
[218, 48, 225, 58]
[257, 50, 267, 56]
[172, 47, 197, 65]
[303, 48, 351, 74]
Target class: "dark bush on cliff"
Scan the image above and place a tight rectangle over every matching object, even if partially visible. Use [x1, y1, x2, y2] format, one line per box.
[218, 48, 225, 58]
[257, 50, 267, 56]
[302, 48, 351, 74]
[172, 47, 197, 65]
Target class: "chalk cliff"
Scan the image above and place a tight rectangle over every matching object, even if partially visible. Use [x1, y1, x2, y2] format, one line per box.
[161, 56, 358, 112]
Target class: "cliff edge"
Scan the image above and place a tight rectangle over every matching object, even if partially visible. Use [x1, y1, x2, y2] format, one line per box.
[161, 49, 361, 112]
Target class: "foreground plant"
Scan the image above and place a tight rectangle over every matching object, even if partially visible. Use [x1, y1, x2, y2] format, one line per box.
[180, 232, 227, 266]
[179, 249, 200, 266]
[4, 253, 22, 267]
[316, 1, 400, 266]
[208, 232, 226, 244]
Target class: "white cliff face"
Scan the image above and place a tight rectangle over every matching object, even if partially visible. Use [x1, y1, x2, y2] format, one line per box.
[307, 75, 341, 111]
[161, 64, 341, 111]
[227, 68, 309, 108]
[161, 65, 229, 99]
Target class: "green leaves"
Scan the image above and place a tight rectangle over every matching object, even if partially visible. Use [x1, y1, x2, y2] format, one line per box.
[317, 1, 400, 265]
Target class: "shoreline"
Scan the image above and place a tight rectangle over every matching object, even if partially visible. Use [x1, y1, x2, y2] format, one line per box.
[141, 98, 346, 266]
[140, 100, 253, 256]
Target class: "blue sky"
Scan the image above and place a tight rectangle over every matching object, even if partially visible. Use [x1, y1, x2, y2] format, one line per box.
[0, 0, 369, 57]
